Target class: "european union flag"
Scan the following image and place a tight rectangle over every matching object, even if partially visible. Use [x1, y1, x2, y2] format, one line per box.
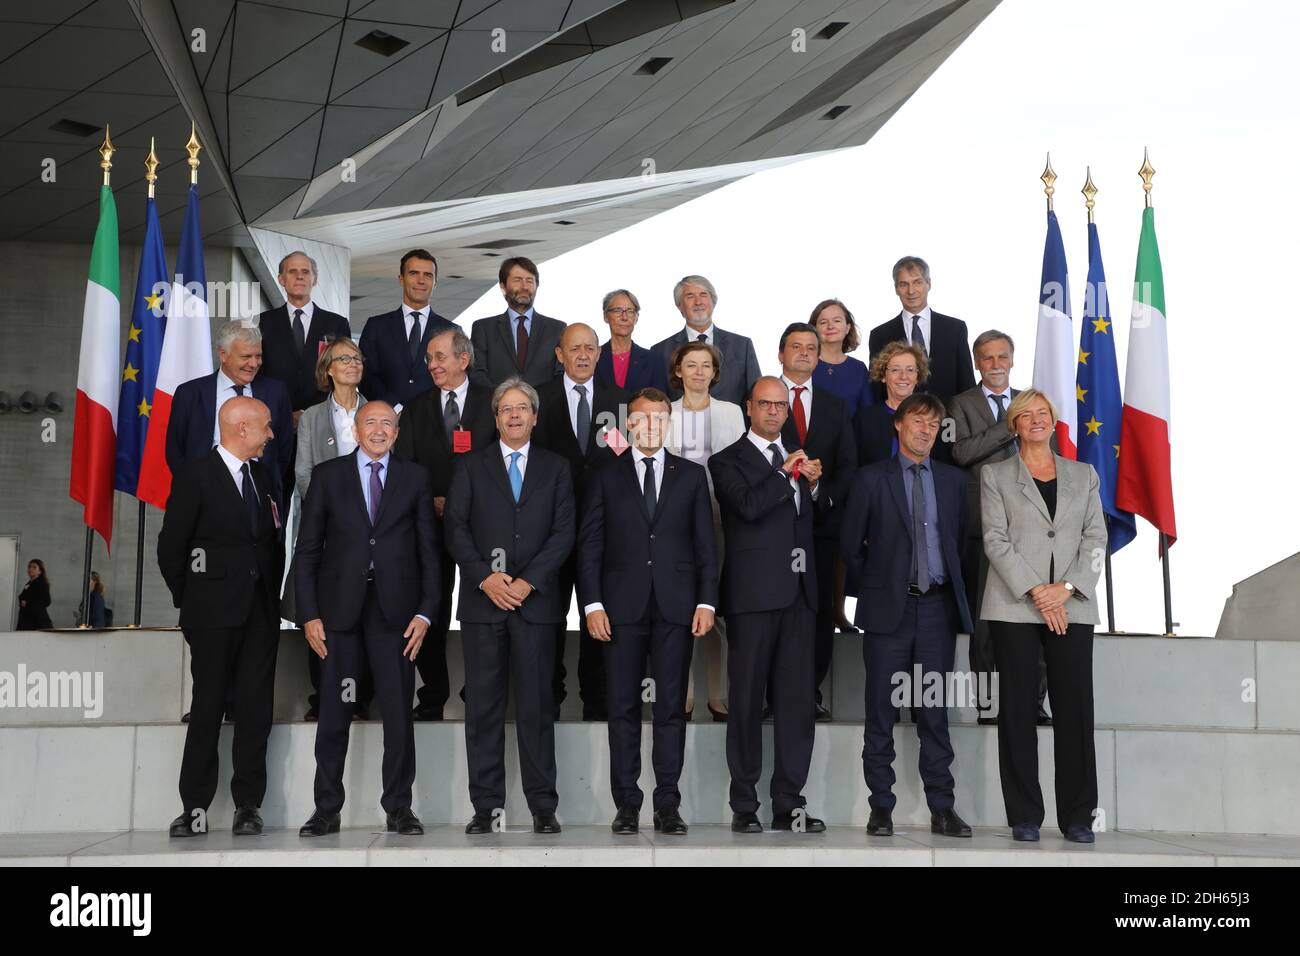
[114, 196, 168, 495]
[1077, 221, 1136, 553]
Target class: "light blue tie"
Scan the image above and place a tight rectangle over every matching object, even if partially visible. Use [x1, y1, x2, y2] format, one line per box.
[508, 451, 523, 502]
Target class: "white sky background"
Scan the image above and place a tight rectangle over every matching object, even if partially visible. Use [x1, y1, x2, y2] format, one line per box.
[452, 0, 1300, 637]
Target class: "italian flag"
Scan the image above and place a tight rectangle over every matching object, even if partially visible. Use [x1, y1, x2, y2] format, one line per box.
[69, 185, 120, 549]
[1116, 206, 1176, 546]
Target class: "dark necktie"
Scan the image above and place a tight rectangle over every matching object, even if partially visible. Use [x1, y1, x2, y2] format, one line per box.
[444, 389, 460, 441]
[993, 393, 1007, 422]
[909, 462, 931, 592]
[240, 462, 259, 534]
[792, 385, 808, 445]
[642, 456, 656, 518]
[910, 315, 927, 353]
[574, 383, 591, 450]
[516, 316, 529, 370]
[292, 308, 306, 354]
[408, 312, 422, 364]
[367, 460, 383, 525]
[232, 383, 245, 396]
[767, 442, 783, 471]
[696, 333, 707, 343]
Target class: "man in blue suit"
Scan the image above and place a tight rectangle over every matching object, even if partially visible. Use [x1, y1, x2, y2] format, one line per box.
[165, 320, 294, 511]
[358, 249, 456, 409]
[840, 392, 974, 839]
[578, 387, 717, 836]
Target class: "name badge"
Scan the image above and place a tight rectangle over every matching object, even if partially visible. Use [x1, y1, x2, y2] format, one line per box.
[452, 430, 472, 453]
[317, 339, 330, 358]
[269, 497, 282, 530]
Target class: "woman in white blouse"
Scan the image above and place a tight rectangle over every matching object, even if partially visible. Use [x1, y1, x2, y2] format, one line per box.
[295, 337, 366, 500]
[665, 341, 746, 721]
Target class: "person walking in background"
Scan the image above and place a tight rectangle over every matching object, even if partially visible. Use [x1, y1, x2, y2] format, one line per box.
[17, 559, 52, 630]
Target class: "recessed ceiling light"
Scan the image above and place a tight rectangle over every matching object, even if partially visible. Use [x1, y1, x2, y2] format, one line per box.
[355, 29, 409, 57]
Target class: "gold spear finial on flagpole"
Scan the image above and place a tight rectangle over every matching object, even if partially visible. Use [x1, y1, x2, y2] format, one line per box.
[1138, 147, 1155, 208]
[99, 125, 115, 187]
[145, 136, 160, 199]
[185, 122, 202, 185]
[1041, 153, 1057, 212]
[1082, 166, 1097, 224]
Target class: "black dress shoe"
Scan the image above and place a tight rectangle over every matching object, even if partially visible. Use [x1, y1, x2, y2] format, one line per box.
[532, 811, 562, 834]
[232, 806, 263, 836]
[411, 703, 444, 721]
[611, 807, 639, 835]
[386, 808, 424, 835]
[1012, 823, 1041, 842]
[931, 807, 972, 837]
[1065, 824, 1096, 844]
[814, 702, 832, 722]
[465, 812, 494, 835]
[731, 812, 762, 833]
[653, 807, 688, 835]
[169, 811, 203, 838]
[303, 704, 319, 721]
[836, 622, 862, 634]
[866, 808, 894, 836]
[299, 811, 341, 837]
[772, 810, 826, 832]
[707, 703, 728, 722]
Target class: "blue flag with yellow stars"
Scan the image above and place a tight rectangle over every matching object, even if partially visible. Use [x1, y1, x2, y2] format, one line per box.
[1077, 221, 1136, 553]
[114, 196, 168, 496]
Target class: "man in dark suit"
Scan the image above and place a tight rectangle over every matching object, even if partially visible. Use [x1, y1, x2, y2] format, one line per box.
[533, 322, 629, 720]
[165, 320, 295, 511]
[393, 327, 496, 720]
[158, 397, 283, 837]
[709, 376, 826, 834]
[294, 400, 438, 837]
[867, 256, 976, 407]
[652, 275, 762, 405]
[358, 249, 456, 409]
[578, 387, 718, 836]
[257, 251, 352, 419]
[840, 392, 974, 839]
[777, 322, 857, 719]
[949, 330, 1050, 725]
[469, 256, 565, 389]
[445, 378, 576, 835]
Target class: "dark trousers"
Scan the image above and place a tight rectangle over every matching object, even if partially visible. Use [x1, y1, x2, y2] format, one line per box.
[179, 594, 278, 811]
[313, 580, 417, 816]
[309, 642, 374, 712]
[813, 535, 837, 705]
[862, 588, 958, 811]
[726, 593, 815, 816]
[604, 600, 692, 812]
[963, 534, 1049, 714]
[556, 556, 606, 717]
[463, 616, 558, 815]
[991, 620, 1097, 832]
[414, 534, 455, 711]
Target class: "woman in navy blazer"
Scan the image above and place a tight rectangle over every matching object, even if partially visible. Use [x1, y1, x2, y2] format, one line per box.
[594, 289, 670, 393]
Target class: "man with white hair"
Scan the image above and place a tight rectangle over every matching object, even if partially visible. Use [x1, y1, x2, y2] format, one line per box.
[652, 275, 761, 405]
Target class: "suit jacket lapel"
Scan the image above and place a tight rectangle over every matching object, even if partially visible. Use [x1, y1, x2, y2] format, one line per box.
[888, 460, 913, 539]
[346, 450, 373, 525]
[655, 453, 682, 522]
[621, 454, 652, 525]
[1016, 456, 1052, 523]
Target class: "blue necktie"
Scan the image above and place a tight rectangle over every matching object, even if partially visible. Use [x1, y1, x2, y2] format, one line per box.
[508, 452, 523, 502]
[368, 460, 383, 525]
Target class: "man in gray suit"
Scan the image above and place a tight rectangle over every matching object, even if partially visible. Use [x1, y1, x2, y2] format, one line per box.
[470, 256, 565, 389]
[949, 330, 1049, 725]
[653, 275, 762, 405]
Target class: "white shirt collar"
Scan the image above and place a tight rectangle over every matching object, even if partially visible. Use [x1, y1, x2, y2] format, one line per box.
[357, 449, 390, 472]
[902, 306, 933, 323]
[982, 383, 1011, 401]
[402, 302, 426, 319]
[685, 323, 714, 343]
[444, 376, 469, 406]
[563, 373, 594, 395]
[632, 446, 665, 466]
[216, 369, 240, 394]
[780, 373, 812, 395]
[500, 440, 530, 460]
[286, 300, 315, 320]
[215, 443, 249, 484]
[747, 429, 784, 457]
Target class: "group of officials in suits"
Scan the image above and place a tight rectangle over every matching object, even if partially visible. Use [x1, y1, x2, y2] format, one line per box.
[158, 249, 1105, 843]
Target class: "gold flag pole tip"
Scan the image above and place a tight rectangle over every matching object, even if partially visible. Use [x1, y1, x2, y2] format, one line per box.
[1040, 153, 1057, 212]
[185, 122, 202, 185]
[98, 126, 115, 186]
[1138, 148, 1156, 209]
[1082, 166, 1097, 224]
[145, 137, 160, 199]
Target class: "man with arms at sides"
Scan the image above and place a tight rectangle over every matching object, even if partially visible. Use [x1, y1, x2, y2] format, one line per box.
[653, 275, 761, 405]
[445, 378, 576, 835]
[776, 322, 857, 720]
[578, 388, 718, 836]
[709, 376, 827, 834]
[840, 393, 974, 839]
[532, 322, 629, 720]
[158, 397, 283, 837]
[868, 256, 975, 407]
[950, 330, 1051, 726]
[358, 249, 455, 410]
[295, 401, 438, 837]
[393, 328, 496, 720]
[469, 256, 566, 389]
[166, 321, 294, 512]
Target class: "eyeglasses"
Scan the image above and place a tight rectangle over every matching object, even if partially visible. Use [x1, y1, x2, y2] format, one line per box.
[332, 354, 364, 366]
[753, 399, 789, 412]
[886, 366, 918, 376]
[497, 403, 532, 416]
[605, 308, 639, 318]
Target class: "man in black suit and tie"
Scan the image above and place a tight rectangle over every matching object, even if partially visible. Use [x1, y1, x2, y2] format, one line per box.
[445, 378, 576, 835]
[358, 249, 456, 409]
[166, 320, 295, 511]
[868, 256, 976, 407]
[393, 327, 496, 720]
[950, 330, 1051, 725]
[533, 322, 629, 720]
[158, 397, 283, 837]
[469, 256, 565, 389]
[709, 376, 827, 833]
[652, 275, 761, 405]
[294, 401, 438, 837]
[777, 322, 858, 719]
[840, 392, 974, 839]
[578, 388, 718, 836]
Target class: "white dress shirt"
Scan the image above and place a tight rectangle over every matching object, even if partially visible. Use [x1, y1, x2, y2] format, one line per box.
[901, 306, 933, 351]
[402, 305, 428, 343]
[442, 376, 470, 421]
[212, 370, 248, 445]
[500, 440, 530, 481]
[329, 392, 360, 456]
[982, 383, 1011, 421]
[215, 443, 254, 495]
[683, 323, 714, 344]
[780, 373, 813, 428]
[287, 299, 315, 329]
[563, 373, 596, 439]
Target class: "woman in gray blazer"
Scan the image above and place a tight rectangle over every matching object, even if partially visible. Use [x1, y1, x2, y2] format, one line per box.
[665, 340, 746, 721]
[980, 387, 1107, 845]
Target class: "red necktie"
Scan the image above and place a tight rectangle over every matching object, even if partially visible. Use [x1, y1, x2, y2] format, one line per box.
[515, 316, 529, 371]
[792, 385, 808, 446]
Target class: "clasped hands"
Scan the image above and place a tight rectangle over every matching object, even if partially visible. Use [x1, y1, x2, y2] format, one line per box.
[782, 450, 822, 488]
[481, 571, 533, 612]
[1030, 582, 1072, 636]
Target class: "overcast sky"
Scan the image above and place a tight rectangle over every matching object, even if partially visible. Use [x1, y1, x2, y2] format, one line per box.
[453, 0, 1300, 638]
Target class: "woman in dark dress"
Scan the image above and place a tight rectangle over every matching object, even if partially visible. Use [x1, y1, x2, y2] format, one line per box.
[810, 298, 872, 419]
[17, 558, 52, 629]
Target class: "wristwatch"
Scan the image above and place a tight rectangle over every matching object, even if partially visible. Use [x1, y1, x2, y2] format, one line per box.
[1063, 582, 1075, 595]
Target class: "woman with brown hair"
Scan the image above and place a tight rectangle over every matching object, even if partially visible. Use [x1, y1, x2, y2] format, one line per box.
[810, 298, 872, 418]
[856, 340, 930, 466]
[17, 558, 52, 630]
